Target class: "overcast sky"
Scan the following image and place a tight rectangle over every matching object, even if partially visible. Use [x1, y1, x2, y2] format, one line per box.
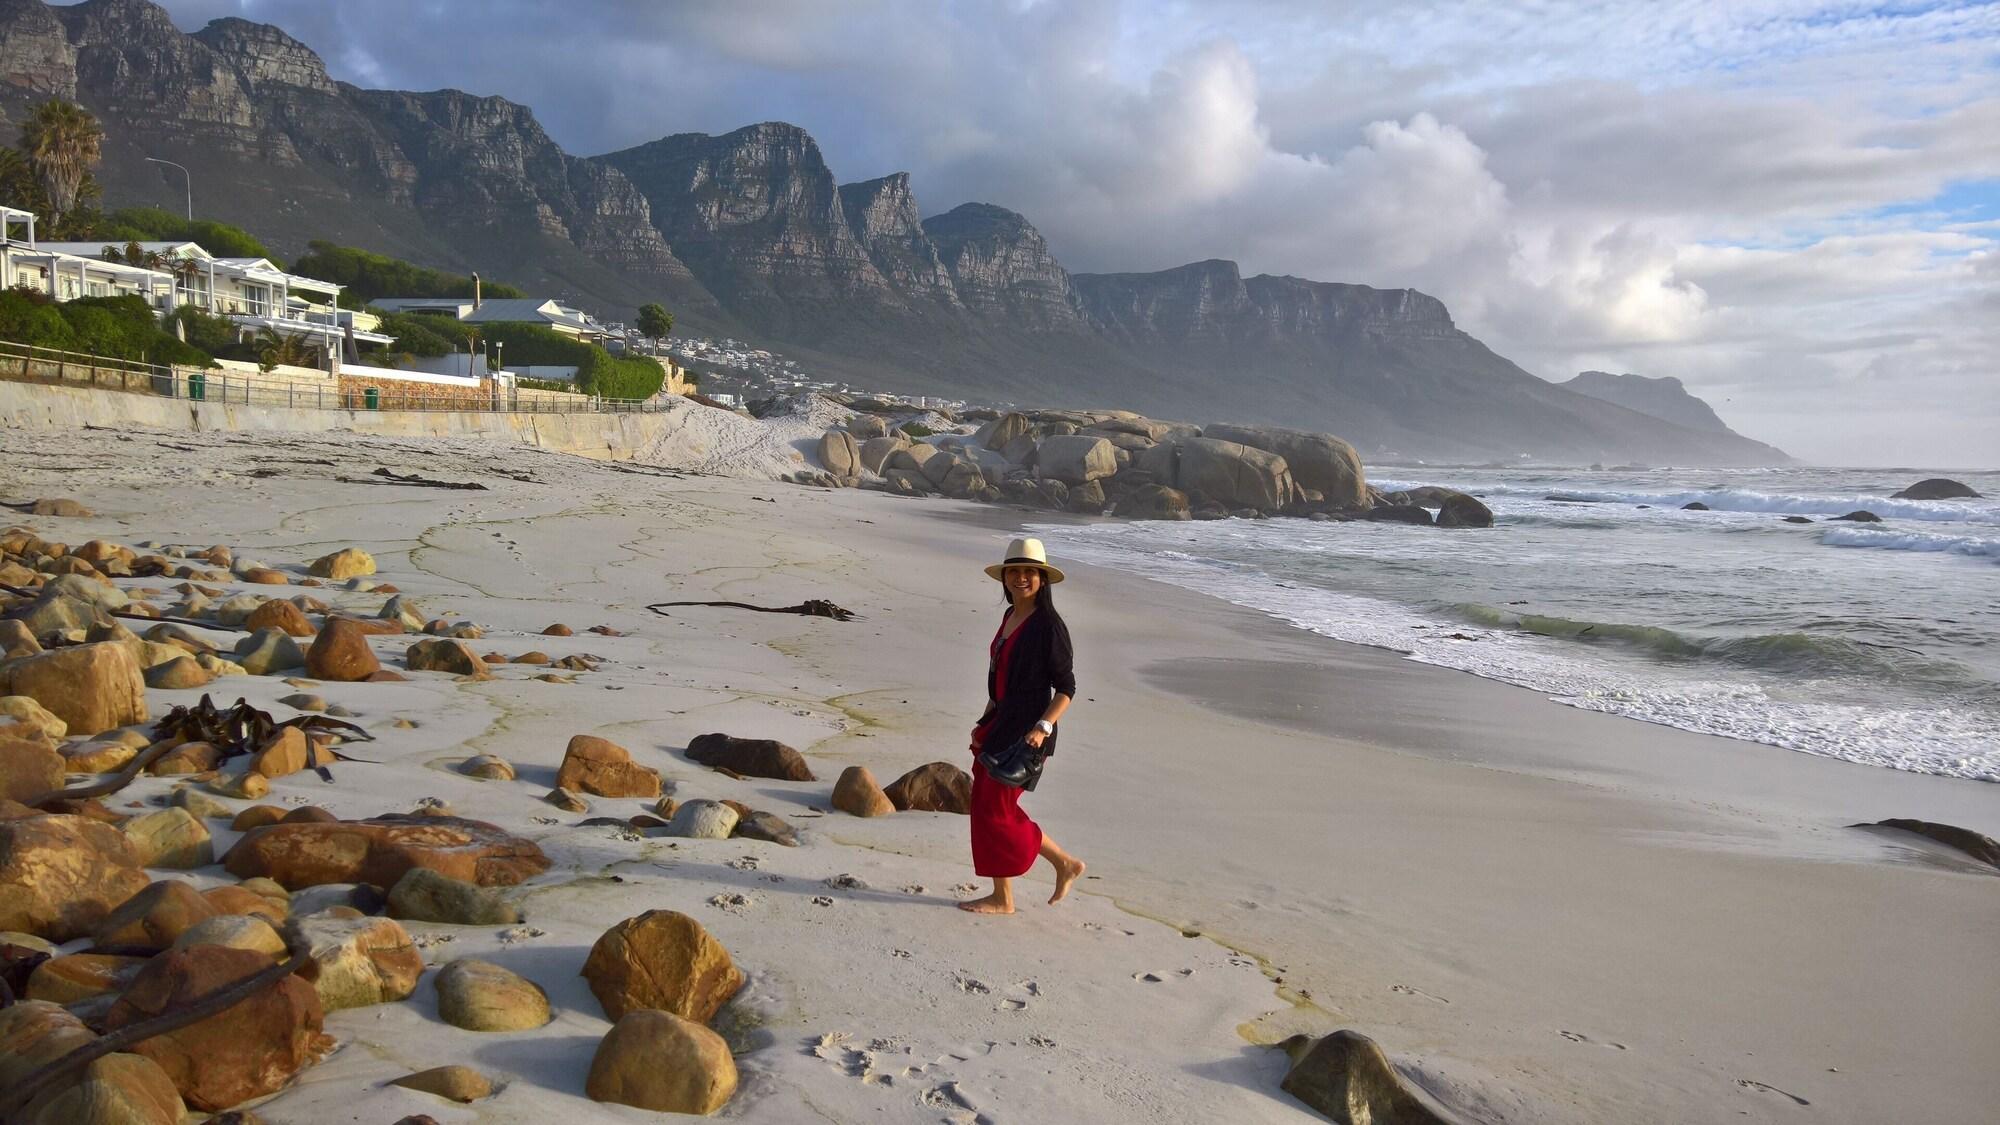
[156, 0, 1999, 466]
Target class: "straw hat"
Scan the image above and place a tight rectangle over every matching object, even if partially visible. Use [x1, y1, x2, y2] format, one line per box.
[985, 537, 1065, 584]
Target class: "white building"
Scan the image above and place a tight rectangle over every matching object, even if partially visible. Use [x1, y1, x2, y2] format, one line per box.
[371, 295, 605, 343]
[2, 206, 177, 310]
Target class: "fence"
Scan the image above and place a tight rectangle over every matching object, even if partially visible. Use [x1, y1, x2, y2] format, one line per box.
[0, 340, 679, 415]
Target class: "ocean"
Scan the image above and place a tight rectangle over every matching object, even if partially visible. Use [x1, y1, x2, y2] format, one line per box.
[1035, 466, 2000, 782]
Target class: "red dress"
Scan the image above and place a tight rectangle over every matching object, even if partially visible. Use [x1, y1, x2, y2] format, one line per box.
[970, 613, 1043, 878]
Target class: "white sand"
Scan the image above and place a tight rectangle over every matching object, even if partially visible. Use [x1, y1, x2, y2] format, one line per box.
[5, 423, 1996, 1124]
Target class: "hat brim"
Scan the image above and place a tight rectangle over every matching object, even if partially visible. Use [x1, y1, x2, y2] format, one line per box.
[986, 561, 1065, 584]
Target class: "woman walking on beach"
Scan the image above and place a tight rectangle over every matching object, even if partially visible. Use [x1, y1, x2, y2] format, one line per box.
[960, 537, 1087, 915]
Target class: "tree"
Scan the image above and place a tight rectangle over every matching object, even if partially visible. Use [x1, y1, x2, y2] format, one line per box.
[254, 326, 315, 373]
[19, 99, 103, 233]
[636, 302, 673, 342]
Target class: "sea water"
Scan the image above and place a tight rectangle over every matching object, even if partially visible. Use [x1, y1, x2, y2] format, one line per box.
[1034, 466, 2000, 782]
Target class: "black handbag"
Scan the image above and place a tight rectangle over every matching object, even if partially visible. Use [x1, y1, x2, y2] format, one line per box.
[978, 736, 1044, 788]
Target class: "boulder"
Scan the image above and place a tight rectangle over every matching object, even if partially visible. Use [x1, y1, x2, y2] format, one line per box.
[1143, 437, 1297, 511]
[377, 595, 427, 632]
[0, 735, 61, 803]
[149, 741, 222, 776]
[169, 914, 287, 959]
[581, 909, 745, 1023]
[103, 945, 330, 1112]
[386, 867, 521, 925]
[1831, 510, 1883, 522]
[832, 766, 895, 817]
[1365, 505, 1435, 526]
[858, 435, 908, 474]
[458, 754, 515, 781]
[170, 787, 232, 820]
[544, 787, 589, 813]
[241, 568, 290, 586]
[233, 629, 306, 676]
[1890, 478, 1981, 500]
[1434, 492, 1495, 529]
[144, 655, 213, 690]
[244, 601, 315, 638]
[883, 762, 972, 814]
[1121, 484, 1191, 521]
[404, 639, 488, 678]
[1066, 478, 1107, 515]
[222, 814, 551, 889]
[94, 879, 218, 951]
[230, 806, 287, 831]
[586, 1009, 737, 1115]
[884, 444, 939, 474]
[555, 735, 661, 798]
[845, 414, 889, 440]
[0, 1000, 96, 1088]
[15, 1049, 185, 1125]
[920, 452, 983, 498]
[246, 728, 309, 780]
[0, 696, 66, 742]
[664, 800, 739, 840]
[4, 643, 146, 737]
[1681, 501, 1710, 511]
[1275, 1029, 1465, 1125]
[62, 741, 135, 775]
[1201, 423, 1367, 508]
[434, 958, 551, 1031]
[121, 808, 215, 869]
[685, 733, 815, 781]
[7, 593, 111, 641]
[982, 412, 1034, 452]
[1036, 435, 1118, 485]
[25, 952, 148, 1004]
[0, 814, 146, 941]
[41, 574, 128, 611]
[390, 1065, 492, 1103]
[294, 911, 423, 1011]
[201, 883, 285, 925]
[818, 429, 861, 479]
[307, 548, 375, 580]
[304, 619, 380, 682]
[733, 810, 799, 847]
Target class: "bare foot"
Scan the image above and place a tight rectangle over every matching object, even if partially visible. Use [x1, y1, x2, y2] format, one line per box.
[1049, 857, 1085, 904]
[957, 893, 1015, 915]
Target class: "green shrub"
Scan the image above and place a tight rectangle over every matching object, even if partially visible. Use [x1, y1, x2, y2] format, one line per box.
[0, 290, 76, 350]
[292, 242, 525, 309]
[473, 322, 663, 399]
[0, 291, 213, 366]
[514, 376, 576, 393]
[370, 310, 460, 357]
[170, 304, 240, 353]
[104, 207, 271, 259]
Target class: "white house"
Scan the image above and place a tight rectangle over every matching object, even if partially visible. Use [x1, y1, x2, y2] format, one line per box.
[33, 234, 393, 350]
[2, 206, 178, 310]
[371, 294, 607, 343]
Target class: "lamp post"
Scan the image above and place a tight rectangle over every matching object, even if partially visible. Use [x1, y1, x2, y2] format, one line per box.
[144, 157, 192, 221]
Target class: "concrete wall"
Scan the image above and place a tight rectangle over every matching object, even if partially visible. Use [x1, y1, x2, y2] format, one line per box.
[0, 379, 677, 462]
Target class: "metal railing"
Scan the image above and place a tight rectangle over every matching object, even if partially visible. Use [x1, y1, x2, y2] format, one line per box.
[0, 339, 677, 415]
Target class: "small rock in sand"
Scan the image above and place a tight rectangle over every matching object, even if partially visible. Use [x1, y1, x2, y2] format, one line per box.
[665, 800, 738, 840]
[586, 1009, 737, 1114]
[458, 755, 516, 781]
[390, 1064, 493, 1103]
[435, 959, 550, 1031]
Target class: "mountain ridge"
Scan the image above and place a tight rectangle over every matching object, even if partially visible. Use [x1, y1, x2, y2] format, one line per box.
[0, 0, 1790, 465]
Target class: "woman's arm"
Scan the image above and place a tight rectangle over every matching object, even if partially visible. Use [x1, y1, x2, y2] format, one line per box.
[1025, 616, 1076, 748]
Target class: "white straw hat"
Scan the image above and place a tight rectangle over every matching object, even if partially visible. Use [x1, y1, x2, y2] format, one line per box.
[985, 537, 1065, 584]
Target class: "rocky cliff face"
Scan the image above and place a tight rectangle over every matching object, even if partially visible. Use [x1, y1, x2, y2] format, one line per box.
[1075, 260, 1456, 347]
[1560, 371, 1732, 434]
[837, 173, 959, 309]
[922, 203, 1087, 330]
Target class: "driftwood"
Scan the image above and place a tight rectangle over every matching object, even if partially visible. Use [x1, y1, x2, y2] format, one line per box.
[0, 921, 313, 1120]
[333, 468, 487, 491]
[646, 599, 858, 621]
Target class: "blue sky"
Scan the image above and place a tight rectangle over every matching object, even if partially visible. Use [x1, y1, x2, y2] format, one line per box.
[159, 0, 2000, 466]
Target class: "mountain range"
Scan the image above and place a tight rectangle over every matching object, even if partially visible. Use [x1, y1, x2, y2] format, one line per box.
[0, 0, 1790, 465]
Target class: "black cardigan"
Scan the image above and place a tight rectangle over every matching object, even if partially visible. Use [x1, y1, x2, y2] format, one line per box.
[977, 607, 1075, 791]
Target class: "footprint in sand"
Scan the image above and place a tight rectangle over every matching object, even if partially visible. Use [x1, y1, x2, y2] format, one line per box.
[1559, 1030, 1628, 1050]
[727, 855, 760, 871]
[707, 892, 753, 914]
[950, 882, 980, 895]
[810, 895, 835, 907]
[954, 975, 992, 995]
[1391, 983, 1451, 1004]
[1736, 1079, 1811, 1106]
[1134, 971, 1165, 983]
[900, 884, 926, 895]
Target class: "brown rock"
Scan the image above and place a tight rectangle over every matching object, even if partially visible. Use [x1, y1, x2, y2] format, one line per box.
[364, 670, 408, 682]
[884, 762, 973, 814]
[94, 879, 218, 951]
[142, 654, 213, 690]
[103, 945, 331, 1112]
[241, 568, 290, 586]
[307, 548, 375, 580]
[581, 909, 744, 1023]
[390, 1065, 493, 1103]
[28, 498, 92, 517]
[249, 728, 309, 779]
[280, 806, 338, 824]
[169, 914, 287, 959]
[0, 696, 66, 741]
[202, 884, 286, 925]
[541, 624, 573, 636]
[303, 618, 381, 682]
[0, 813, 150, 940]
[62, 740, 136, 775]
[555, 735, 661, 798]
[434, 958, 550, 1031]
[148, 741, 220, 776]
[244, 601, 315, 637]
[832, 766, 895, 817]
[4, 643, 147, 737]
[16, 1049, 186, 1125]
[120, 807, 214, 868]
[25, 952, 148, 1004]
[404, 639, 489, 678]
[0, 736, 61, 803]
[210, 771, 270, 800]
[295, 912, 422, 1011]
[511, 651, 550, 665]
[223, 814, 551, 889]
[0, 1000, 96, 1095]
[586, 1009, 737, 1115]
[230, 805, 287, 831]
[1276, 1029, 1465, 1124]
[686, 733, 816, 781]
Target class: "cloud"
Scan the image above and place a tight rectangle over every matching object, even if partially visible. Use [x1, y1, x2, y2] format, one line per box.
[153, 0, 2000, 465]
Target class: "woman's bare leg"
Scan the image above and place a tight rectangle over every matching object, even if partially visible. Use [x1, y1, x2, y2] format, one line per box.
[1040, 835, 1086, 903]
[958, 876, 1015, 914]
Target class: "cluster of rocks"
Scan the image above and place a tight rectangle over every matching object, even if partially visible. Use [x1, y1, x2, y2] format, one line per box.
[807, 408, 1495, 527]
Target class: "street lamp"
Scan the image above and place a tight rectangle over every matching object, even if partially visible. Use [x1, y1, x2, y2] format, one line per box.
[144, 157, 192, 221]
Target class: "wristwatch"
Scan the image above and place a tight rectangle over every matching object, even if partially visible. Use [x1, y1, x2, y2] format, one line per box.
[1034, 720, 1054, 735]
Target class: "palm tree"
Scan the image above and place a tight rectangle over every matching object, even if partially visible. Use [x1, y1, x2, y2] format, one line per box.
[19, 100, 104, 234]
[254, 326, 315, 373]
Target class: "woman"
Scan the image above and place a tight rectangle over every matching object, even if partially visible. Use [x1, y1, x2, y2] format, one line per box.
[960, 537, 1087, 915]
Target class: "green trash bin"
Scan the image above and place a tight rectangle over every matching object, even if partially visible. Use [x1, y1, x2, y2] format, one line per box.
[364, 386, 380, 411]
[187, 370, 205, 401]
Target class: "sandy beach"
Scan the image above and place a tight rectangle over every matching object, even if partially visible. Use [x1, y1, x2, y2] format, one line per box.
[4, 423, 1995, 1124]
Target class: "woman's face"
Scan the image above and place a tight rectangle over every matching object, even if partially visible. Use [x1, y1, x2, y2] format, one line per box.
[1003, 565, 1043, 604]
